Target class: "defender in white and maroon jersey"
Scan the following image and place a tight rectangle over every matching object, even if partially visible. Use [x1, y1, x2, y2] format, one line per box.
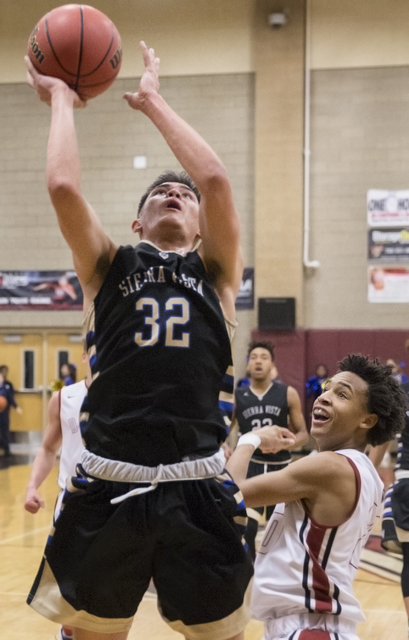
[252, 448, 382, 639]
[227, 354, 407, 640]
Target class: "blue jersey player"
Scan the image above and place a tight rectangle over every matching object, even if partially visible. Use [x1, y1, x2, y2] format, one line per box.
[25, 42, 254, 640]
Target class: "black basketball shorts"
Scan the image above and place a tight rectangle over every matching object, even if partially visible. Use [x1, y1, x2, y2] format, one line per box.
[382, 477, 409, 553]
[247, 459, 290, 520]
[27, 470, 253, 639]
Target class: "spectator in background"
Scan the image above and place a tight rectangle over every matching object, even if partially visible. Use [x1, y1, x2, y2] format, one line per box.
[306, 363, 329, 400]
[0, 367, 22, 457]
[386, 358, 408, 385]
[60, 363, 77, 387]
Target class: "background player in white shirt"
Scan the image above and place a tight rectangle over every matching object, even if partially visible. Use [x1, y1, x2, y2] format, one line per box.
[227, 354, 407, 640]
[24, 357, 91, 640]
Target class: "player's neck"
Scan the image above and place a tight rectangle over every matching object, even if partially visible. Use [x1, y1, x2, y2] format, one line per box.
[250, 380, 272, 396]
[141, 229, 198, 256]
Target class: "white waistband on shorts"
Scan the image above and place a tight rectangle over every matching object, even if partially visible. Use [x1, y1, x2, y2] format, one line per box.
[264, 613, 358, 639]
[395, 469, 409, 480]
[80, 448, 226, 504]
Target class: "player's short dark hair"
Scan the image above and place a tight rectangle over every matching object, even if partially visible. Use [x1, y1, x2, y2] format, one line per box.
[137, 170, 201, 216]
[338, 354, 408, 446]
[247, 341, 275, 361]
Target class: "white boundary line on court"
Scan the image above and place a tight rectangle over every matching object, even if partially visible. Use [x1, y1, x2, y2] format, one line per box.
[0, 525, 50, 546]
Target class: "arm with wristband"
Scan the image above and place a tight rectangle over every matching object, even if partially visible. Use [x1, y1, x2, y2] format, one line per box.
[227, 426, 295, 485]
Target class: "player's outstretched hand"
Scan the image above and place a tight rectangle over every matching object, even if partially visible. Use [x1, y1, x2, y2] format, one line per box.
[123, 41, 160, 111]
[24, 487, 45, 514]
[24, 56, 86, 109]
[256, 425, 296, 454]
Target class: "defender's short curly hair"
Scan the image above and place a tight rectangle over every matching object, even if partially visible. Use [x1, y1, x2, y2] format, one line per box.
[338, 354, 408, 446]
[247, 341, 275, 361]
[137, 170, 200, 216]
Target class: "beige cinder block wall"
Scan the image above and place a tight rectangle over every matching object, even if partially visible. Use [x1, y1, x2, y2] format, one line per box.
[252, 0, 306, 329]
[305, 0, 409, 329]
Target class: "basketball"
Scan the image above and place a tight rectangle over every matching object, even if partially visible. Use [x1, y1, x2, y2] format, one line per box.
[27, 4, 122, 100]
[0, 396, 7, 413]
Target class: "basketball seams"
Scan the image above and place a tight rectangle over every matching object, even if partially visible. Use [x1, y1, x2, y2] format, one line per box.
[74, 5, 85, 93]
[44, 13, 79, 79]
[78, 28, 116, 78]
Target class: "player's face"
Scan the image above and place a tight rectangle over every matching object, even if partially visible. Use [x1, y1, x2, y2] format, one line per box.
[134, 182, 200, 244]
[311, 371, 377, 451]
[247, 348, 274, 383]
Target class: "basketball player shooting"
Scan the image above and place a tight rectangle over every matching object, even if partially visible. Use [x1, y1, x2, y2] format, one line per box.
[24, 42, 253, 640]
[227, 354, 407, 640]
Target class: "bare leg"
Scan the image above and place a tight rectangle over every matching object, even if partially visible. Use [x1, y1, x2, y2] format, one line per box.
[73, 629, 129, 640]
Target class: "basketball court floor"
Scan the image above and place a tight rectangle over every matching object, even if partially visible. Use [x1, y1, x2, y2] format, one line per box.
[0, 452, 406, 640]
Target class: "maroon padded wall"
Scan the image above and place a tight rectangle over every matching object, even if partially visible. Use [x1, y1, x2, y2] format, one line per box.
[305, 329, 409, 379]
[251, 329, 307, 411]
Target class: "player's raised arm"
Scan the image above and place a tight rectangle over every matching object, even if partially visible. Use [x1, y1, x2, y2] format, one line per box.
[124, 42, 243, 319]
[24, 57, 118, 308]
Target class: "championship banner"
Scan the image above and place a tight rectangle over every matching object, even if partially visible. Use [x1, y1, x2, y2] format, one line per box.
[368, 227, 409, 262]
[367, 190, 409, 227]
[236, 267, 254, 310]
[0, 270, 83, 310]
[368, 266, 409, 303]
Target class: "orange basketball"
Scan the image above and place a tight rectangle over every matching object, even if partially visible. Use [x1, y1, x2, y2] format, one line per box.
[0, 396, 8, 413]
[27, 4, 122, 100]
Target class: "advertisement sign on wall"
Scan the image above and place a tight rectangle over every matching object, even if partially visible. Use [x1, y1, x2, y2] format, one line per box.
[368, 266, 409, 303]
[236, 268, 254, 310]
[367, 190, 409, 227]
[368, 227, 409, 262]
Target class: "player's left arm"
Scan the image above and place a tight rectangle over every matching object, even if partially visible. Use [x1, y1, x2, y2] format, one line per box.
[226, 430, 358, 526]
[286, 385, 309, 450]
[124, 42, 243, 320]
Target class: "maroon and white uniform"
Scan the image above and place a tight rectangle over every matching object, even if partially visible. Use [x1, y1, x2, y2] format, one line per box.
[251, 449, 383, 640]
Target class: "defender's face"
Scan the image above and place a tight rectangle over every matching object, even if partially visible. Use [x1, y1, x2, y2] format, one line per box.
[134, 182, 200, 242]
[311, 371, 376, 451]
[247, 348, 274, 383]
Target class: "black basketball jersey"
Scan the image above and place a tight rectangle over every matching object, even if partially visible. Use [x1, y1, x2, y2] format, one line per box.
[82, 241, 234, 466]
[234, 382, 290, 463]
[395, 381, 409, 471]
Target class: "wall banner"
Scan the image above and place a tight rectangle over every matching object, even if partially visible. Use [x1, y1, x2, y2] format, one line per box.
[0, 270, 83, 310]
[1, 268, 253, 311]
[368, 227, 409, 262]
[367, 190, 409, 227]
[236, 267, 254, 310]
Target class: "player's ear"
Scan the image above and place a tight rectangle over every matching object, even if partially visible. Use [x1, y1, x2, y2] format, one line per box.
[132, 218, 142, 235]
[360, 413, 378, 431]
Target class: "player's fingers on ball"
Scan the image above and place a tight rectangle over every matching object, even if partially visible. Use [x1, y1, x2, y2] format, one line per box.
[24, 55, 35, 72]
[26, 72, 35, 88]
